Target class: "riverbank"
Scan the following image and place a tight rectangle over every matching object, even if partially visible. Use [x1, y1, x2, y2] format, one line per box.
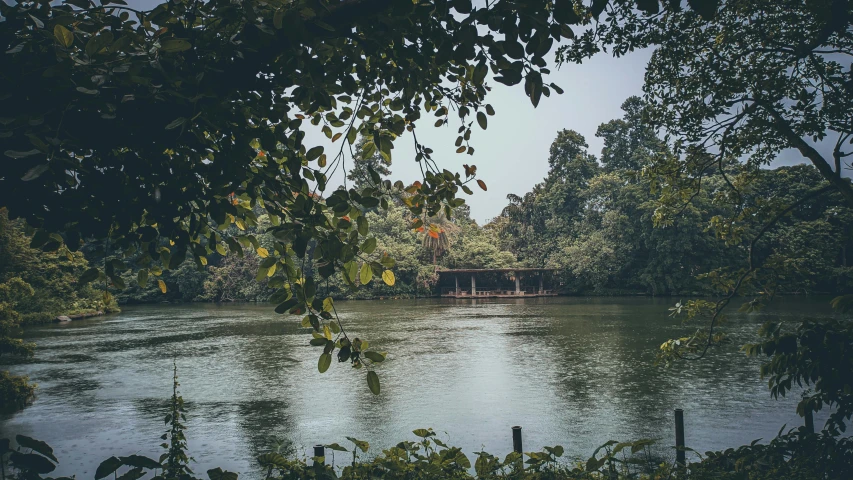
[20, 307, 121, 326]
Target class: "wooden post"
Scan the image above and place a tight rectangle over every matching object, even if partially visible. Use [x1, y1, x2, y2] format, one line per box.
[471, 275, 476, 296]
[313, 445, 325, 469]
[515, 273, 521, 294]
[455, 275, 459, 296]
[805, 408, 815, 434]
[512, 426, 523, 454]
[674, 409, 685, 469]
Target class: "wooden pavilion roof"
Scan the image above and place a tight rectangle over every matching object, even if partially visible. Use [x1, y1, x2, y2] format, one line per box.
[437, 268, 557, 274]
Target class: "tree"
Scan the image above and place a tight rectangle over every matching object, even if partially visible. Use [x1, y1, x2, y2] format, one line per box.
[0, 0, 726, 393]
[0, 276, 36, 408]
[595, 96, 664, 173]
[561, 0, 853, 430]
[563, 0, 853, 207]
[419, 211, 456, 270]
[347, 136, 392, 191]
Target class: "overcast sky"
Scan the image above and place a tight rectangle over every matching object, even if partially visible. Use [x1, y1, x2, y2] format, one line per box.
[307, 50, 658, 223]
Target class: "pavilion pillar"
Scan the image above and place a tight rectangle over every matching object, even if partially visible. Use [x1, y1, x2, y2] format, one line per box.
[471, 275, 476, 296]
[514, 273, 521, 294]
[455, 275, 460, 296]
[539, 273, 544, 294]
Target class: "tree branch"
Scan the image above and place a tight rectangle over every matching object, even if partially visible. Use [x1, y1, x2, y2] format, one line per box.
[755, 99, 853, 208]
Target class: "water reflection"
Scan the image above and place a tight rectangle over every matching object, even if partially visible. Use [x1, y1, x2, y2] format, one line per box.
[0, 297, 837, 478]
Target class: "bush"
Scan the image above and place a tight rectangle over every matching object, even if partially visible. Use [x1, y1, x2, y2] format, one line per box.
[0, 371, 35, 412]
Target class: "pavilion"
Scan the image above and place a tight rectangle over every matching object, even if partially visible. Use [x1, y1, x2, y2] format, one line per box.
[436, 268, 559, 298]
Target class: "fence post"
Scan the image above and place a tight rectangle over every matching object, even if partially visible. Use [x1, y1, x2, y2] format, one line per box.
[313, 444, 325, 469]
[512, 426, 523, 454]
[674, 409, 686, 470]
[804, 408, 815, 434]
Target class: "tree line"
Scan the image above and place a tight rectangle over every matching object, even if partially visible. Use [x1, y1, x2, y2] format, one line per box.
[104, 98, 853, 303]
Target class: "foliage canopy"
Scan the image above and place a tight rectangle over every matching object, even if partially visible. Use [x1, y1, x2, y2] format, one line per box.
[0, 0, 719, 392]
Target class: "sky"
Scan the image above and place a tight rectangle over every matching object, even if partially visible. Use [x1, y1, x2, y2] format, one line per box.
[306, 50, 657, 223]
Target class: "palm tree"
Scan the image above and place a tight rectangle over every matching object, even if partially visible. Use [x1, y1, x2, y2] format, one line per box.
[420, 212, 455, 271]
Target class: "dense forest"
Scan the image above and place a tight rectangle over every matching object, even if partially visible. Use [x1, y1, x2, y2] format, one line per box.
[4, 98, 849, 313]
[64, 97, 848, 304]
[2, 96, 849, 324]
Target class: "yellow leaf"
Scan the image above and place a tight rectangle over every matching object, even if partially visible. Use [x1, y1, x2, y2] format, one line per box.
[331, 133, 342, 142]
[256, 247, 269, 258]
[169, 239, 175, 246]
[382, 270, 395, 286]
[158, 279, 167, 293]
[323, 325, 332, 340]
[216, 243, 226, 255]
[267, 263, 277, 277]
[235, 218, 246, 230]
[54, 24, 73, 48]
[199, 256, 208, 266]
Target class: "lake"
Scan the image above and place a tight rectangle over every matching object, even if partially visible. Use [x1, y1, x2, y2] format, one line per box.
[0, 297, 836, 477]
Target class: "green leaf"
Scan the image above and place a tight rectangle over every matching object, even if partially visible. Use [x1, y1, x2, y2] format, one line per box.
[79, 267, 100, 284]
[477, 111, 487, 130]
[119, 455, 161, 470]
[412, 429, 432, 438]
[137, 269, 149, 288]
[95, 456, 122, 480]
[165, 117, 187, 130]
[359, 262, 373, 285]
[275, 298, 298, 314]
[21, 164, 49, 181]
[325, 443, 347, 452]
[345, 261, 358, 283]
[5, 149, 41, 159]
[367, 370, 380, 395]
[15, 435, 57, 462]
[361, 237, 377, 254]
[357, 215, 368, 236]
[256, 453, 287, 467]
[116, 467, 146, 480]
[318, 353, 332, 373]
[85, 32, 112, 57]
[29, 230, 50, 248]
[363, 351, 385, 363]
[10, 452, 55, 474]
[306, 146, 324, 161]
[346, 437, 369, 452]
[207, 467, 239, 480]
[160, 38, 192, 52]
[54, 25, 73, 48]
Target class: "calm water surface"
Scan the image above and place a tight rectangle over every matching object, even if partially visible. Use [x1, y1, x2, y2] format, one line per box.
[0, 297, 836, 477]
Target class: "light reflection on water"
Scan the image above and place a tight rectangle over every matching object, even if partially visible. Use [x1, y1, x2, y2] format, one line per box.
[0, 297, 836, 478]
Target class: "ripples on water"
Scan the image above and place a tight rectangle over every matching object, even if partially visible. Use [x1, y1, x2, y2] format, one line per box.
[0, 297, 836, 478]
